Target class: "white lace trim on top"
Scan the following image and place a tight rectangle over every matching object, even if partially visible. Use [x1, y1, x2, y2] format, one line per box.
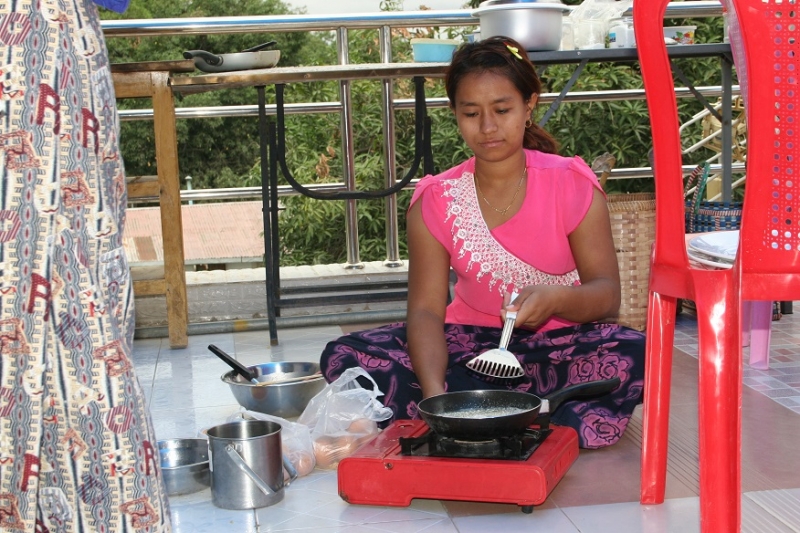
[441, 171, 581, 295]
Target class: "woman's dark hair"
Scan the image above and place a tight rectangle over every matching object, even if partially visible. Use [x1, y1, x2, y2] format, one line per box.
[445, 36, 558, 154]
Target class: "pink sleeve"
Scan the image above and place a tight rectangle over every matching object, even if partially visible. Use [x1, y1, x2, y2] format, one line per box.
[409, 177, 453, 249]
[560, 156, 605, 234]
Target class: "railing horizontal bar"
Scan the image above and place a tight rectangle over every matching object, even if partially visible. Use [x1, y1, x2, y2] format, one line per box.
[120, 85, 740, 121]
[128, 163, 745, 204]
[102, 2, 722, 38]
[103, 10, 476, 37]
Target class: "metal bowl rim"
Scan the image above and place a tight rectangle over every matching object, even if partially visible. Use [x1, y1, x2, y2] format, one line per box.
[220, 362, 324, 387]
[158, 438, 210, 470]
[162, 460, 209, 471]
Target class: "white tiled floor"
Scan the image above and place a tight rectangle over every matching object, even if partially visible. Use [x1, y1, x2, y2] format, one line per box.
[138, 308, 800, 533]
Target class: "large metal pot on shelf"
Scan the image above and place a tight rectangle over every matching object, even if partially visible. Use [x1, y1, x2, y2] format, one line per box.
[473, 0, 572, 52]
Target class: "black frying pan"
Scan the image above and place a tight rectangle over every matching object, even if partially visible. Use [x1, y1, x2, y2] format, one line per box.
[417, 378, 621, 440]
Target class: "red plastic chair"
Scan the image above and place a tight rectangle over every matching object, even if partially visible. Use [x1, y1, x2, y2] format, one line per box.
[634, 1, 800, 531]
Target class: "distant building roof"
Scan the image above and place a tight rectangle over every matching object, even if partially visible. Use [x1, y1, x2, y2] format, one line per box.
[124, 201, 265, 265]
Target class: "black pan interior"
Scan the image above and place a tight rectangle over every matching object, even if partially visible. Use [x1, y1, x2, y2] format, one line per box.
[417, 390, 542, 439]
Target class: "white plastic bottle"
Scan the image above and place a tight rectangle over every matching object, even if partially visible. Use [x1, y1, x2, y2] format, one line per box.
[625, 17, 636, 47]
[609, 17, 630, 48]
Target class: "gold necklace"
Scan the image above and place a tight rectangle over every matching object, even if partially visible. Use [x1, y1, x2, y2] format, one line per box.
[474, 166, 527, 216]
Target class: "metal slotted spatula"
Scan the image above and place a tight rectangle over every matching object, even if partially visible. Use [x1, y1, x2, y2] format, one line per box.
[466, 292, 524, 379]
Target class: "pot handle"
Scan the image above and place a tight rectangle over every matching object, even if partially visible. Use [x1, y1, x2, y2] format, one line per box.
[282, 455, 298, 486]
[183, 50, 223, 66]
[539, 377, 622, 416]
[223, 444, 297, 495]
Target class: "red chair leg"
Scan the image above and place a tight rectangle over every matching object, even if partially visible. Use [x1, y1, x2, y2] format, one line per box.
[741, 300, 752, 347]
[640, 290, 677, 504]
[747, 300, 773, 370]
[693, 271, 742, 533]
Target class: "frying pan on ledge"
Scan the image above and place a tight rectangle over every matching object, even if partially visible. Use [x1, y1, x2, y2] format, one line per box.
[183, 41, 280, 73]
[417, 377, 621, 440]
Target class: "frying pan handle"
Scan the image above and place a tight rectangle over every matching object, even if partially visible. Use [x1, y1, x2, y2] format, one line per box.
[243, 40, 277, 53]
[208, 344, 258, 384]
[183, 50, 222, 66]
[539, 377, 622, 417]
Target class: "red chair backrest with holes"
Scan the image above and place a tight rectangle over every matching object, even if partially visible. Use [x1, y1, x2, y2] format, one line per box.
[723, 0, 800, 292]
[637, 0, 800, 297]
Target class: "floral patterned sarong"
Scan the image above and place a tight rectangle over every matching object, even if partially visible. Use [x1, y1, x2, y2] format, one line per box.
[321, 322, 645, 449]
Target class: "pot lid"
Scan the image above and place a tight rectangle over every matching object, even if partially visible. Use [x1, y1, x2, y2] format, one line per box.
[473, 1, 572, 14]
[480, 0, 563, 5]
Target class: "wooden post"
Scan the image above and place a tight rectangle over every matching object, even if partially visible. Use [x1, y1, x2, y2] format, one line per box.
[113, 62, 192, 348]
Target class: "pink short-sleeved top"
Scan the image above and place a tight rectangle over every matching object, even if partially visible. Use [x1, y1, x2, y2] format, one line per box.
[409, 149, 603, 331]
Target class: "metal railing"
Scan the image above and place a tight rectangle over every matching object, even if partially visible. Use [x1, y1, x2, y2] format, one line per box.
[106, 2, 731, 271]
[122, 84, 740, 203]
[101, 2, 723, 38]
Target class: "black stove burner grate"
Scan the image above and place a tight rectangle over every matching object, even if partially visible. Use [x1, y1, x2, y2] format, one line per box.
[399, 428, 551, 461]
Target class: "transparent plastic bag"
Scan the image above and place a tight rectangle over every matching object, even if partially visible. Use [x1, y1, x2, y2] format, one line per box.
[227, 409, 316, 478]
[569, 0, 631, 49]
[296, 367, 393, 469]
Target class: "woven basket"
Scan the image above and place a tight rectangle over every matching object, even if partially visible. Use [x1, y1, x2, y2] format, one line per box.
[685, 201, 743, 233]
[607, 192, 656, 331]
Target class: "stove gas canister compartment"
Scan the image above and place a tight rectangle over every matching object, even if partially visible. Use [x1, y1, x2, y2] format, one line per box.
[337, 421, 579, 512]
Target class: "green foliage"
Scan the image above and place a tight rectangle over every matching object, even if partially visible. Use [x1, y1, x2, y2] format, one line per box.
[103, 0, 328, 190]
[102, 3, 730, 266]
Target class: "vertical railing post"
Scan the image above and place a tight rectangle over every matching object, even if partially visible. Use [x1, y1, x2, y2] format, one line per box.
[337, 27, 363, 269]
[379, 25, 403, 268]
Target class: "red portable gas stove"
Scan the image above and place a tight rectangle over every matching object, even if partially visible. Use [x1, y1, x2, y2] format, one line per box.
[337, 419, 578, 513]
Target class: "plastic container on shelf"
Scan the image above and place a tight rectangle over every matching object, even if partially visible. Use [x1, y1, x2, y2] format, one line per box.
[561, 17, 575, 50]
[410, 38, 461, 63]
[609, 17, 635, 48]
[663, 25, 696, 45]
[574, 19, 607, 49]
[609, 18, 626, 48]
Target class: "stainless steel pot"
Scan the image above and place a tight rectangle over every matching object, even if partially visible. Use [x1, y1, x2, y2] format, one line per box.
[221, 361, 326, 418]
[206, 420, 297, 510]
[473, 1, 572, 52]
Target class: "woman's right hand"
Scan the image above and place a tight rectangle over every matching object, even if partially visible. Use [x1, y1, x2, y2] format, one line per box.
[503, 284, 565, 330]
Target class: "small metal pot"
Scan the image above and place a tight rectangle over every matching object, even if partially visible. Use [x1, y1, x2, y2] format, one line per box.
[221, 362, 326, 418]
[158, 438, 211, 496]
[473, 1, 572, 52]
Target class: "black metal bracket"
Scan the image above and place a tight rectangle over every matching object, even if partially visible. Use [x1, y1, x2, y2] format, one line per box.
[273, 76, 432, 200]
[538, 59, 589, 127]
[257, 85, 280, 345]
[670, 60, 723, 122]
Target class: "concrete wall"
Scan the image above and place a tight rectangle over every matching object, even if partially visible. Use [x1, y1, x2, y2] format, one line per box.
[133, 261, 409, 328]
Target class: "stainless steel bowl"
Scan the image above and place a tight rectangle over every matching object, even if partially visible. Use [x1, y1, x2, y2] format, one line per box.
[158, 439, 210, 496]
[473, 2, 571, 52]
[221, 362, 326, 418]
